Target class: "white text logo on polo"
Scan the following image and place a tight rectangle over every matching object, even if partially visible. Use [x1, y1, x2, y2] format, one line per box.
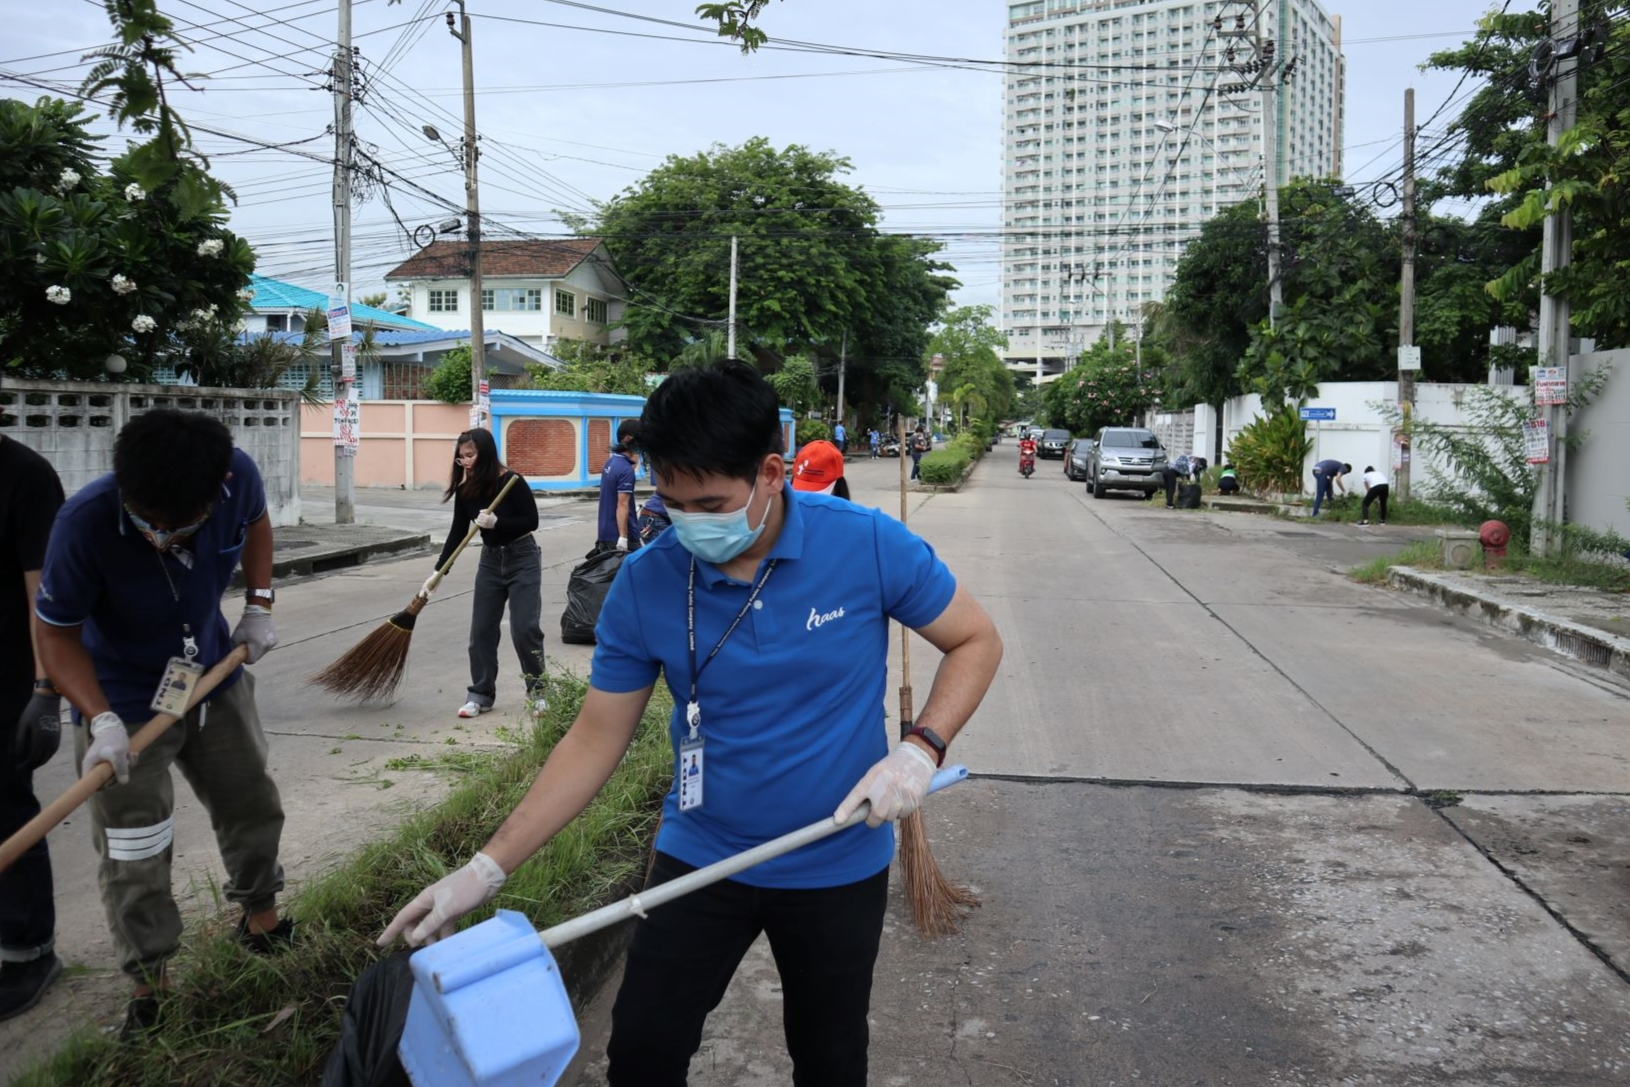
[806, 605, 846, 631]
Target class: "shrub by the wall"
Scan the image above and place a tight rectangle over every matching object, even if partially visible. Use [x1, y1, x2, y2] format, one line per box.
[919, 447, 971, 485]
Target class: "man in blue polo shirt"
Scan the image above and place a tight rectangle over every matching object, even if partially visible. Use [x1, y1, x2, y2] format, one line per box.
[35, 410, 288, 1037]
[381, 361, 1004, 1085]
[597, 419, 640, 553]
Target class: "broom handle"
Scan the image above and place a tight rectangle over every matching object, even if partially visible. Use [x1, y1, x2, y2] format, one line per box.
[421, 472, 523, 598]
[897, 416, 914, 737]
[0, 645, 250, 874]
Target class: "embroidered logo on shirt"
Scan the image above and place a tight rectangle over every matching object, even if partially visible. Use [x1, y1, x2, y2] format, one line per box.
[806, 605, 846, 631]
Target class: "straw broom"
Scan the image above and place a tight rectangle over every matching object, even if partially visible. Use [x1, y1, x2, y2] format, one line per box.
[0, 644, 250, 875]
[896, 417, 980, 936]
[312, 472, 522, 702]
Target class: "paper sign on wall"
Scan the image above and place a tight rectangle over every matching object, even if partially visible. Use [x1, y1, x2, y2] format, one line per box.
[1533, 366, 1567, 406]
[333, 396, 360, 455]
[1523, 418, 1550, 464]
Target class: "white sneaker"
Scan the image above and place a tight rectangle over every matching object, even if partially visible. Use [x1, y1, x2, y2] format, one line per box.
[457, 701, 489, 719]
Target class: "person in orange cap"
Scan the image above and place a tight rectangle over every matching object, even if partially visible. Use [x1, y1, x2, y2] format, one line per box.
[792, 439, 849, 500]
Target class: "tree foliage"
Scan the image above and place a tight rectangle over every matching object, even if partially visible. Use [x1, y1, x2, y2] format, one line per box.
[1042, 321, 1161, 435]
[523, 339, 654, 397]
[928, 304, 1014, 429]
[1225, 403, 1313, 498]
[766, 355, 820, 417]
[584, 138, 955, 425]
[0, 96, 253, 380]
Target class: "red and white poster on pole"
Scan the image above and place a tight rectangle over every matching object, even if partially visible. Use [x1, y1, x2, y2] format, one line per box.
[1523, 418, 1550, 464]
[333, 396, 360, 456]
[1533, 366, 1567, 406]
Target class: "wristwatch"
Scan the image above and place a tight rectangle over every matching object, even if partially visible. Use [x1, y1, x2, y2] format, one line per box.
[247, 587, 276, 605]
[905, 726, 947, 767]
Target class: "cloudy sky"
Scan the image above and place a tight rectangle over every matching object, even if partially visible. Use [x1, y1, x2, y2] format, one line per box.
[3, 0, 1499, 313]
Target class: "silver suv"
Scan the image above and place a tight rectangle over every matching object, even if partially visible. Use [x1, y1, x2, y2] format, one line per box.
[1087, 427, 1167, 498]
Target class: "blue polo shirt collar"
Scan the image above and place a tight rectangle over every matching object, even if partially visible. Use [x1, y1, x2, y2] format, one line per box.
[694, 482, 804, 588]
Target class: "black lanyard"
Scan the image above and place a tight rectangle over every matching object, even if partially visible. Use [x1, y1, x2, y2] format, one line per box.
[685, 556, 777, 737]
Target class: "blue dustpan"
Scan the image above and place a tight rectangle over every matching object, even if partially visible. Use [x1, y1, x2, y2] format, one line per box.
[398, 764, 969, 1087]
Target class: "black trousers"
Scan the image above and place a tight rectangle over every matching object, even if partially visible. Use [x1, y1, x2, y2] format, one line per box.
[466, 536, 545, 707]
[0, 691, 55, 964]
[606, 852, 889, 1087]
[1363, 483, 1390, 522]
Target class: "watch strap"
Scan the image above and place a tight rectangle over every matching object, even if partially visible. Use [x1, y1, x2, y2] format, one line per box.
[905, 726, 947, 767]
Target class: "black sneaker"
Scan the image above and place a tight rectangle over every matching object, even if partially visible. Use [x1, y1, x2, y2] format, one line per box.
[0, 953, 62, 1022]
[119, 992, 162, 1041]
[235, 916, 296, 955]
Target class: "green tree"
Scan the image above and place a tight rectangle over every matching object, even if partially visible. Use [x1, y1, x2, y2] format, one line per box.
[0, 96, 253, 380]
[523, 339, 653, 396]
[766, 355, 819, 417]
[1155, 200, 1266, 410]
[359, 291, 388, 309]
[929, 304, 1015, 429]
[584, 138, 954, 421]
[423, 344, 492, 404]
[1043, 321, 1160, 435]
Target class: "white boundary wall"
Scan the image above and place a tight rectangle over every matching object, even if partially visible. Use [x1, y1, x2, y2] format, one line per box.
[0, 378, 301, 527]
[1570, 350, 1630, 539]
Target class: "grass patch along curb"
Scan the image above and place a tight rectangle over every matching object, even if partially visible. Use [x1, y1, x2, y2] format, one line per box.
[11, 672, 673, 1087]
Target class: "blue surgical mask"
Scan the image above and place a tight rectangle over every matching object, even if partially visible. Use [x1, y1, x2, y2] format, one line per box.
[667, 483, 770, 565]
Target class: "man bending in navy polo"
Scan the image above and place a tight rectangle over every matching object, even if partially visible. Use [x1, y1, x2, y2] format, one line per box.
[380, 360, 1005, 1085]
[35, 410, 288, 1038]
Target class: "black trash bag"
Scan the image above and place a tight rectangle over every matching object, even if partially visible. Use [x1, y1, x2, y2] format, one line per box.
[319, 954, 416, 1087]
[561, 546, 626, 644]
[1177, 482, 1203, 509]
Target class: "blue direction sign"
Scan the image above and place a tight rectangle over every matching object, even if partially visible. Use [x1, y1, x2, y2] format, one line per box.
[1299, 407, 1336, 421]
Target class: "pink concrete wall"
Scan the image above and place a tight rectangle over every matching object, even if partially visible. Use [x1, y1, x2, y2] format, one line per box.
[300, 401, 473, 489]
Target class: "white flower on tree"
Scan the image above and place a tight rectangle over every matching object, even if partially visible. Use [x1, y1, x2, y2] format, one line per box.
[111, 274, 137, 295]
[56, 168, 81, 192]
[45, 285, 70, 304]
[123, 183, 146, 202]
[237, 287, 255, 301]
[132, 314, 157, 333]
[196, 238, 225, 257]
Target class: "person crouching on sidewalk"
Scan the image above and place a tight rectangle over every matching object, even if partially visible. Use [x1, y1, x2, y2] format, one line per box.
[1359, 466, 1390, 526]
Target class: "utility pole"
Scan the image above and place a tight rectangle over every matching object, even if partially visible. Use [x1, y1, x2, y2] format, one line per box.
[1532, 0, 1580, 557]
[727, 234, 738, 359]
[448, 3, 484, 423]
[1259, 11, 1283, 328]
[1397, 86, 1417, 503]
[330, 0, 354, 524]
[836, 329, 847, 435]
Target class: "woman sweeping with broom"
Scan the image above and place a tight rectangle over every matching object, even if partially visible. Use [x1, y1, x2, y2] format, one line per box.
[419, 428, 547, 720]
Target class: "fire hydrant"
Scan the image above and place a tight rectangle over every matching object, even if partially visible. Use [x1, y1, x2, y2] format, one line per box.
[1479, 520, 1511, 568]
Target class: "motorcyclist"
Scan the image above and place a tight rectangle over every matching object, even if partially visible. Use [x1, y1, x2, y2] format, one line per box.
[1017, 434, 1038, 474]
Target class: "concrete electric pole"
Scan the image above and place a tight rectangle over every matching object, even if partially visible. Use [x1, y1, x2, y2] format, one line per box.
[448, 3, 485, 424]
[1258, 13, 1283, 328]
[1532, 0, 1580, 557]
[727, 234, 738, 360]
[836, 329, 847, 435]
[1397, 87, 1416, 502]
[331, 0, 355, 524]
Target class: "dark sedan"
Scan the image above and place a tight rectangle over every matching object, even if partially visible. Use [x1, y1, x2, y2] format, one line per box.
[1037, 428, 1071, 459]
[1065, 438, 1096, 481]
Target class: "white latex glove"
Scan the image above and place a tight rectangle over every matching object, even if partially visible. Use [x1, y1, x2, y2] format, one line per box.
[474, 510, 497, 530]
[82, 711, 132, 785]
[835, 742, 936, 828]
[231, 604, 277, 664]
[420, 573, 439, 600]
[378, 851, 507, 947]
[615, 536, 628, 552]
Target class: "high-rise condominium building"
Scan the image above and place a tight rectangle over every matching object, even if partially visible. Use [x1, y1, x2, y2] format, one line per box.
[1000, 0, 1345, 379]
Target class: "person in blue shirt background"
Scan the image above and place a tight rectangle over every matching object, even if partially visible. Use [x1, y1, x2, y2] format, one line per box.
[1310, 459, 1351, 516]
[597, 419, 640, 553]
[381, 361, 1004, 1086]
[35, 410, 288, 1038]
[832, 418, 847, 453]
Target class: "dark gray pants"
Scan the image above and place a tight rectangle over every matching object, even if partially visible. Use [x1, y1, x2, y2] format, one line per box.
[73, 671, 284, 981]
[467, 535, 546, 708]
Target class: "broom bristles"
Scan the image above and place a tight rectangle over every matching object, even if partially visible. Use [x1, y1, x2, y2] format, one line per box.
[310, 607, 418, 703]
[899, 808, 980, 937]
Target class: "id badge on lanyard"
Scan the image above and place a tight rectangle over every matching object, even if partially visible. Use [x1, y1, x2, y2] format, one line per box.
[682, 557, 776, 813]
[151, 627, 204, 719]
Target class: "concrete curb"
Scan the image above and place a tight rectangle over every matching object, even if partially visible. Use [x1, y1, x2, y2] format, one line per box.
[1386, 565, 1630, 681]
[231, 527, 433, 588]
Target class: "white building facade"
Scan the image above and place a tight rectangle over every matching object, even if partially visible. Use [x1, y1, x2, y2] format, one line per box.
[1000, 0, 1345, 380]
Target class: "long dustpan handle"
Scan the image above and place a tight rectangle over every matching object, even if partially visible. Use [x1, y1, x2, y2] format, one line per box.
[0, 645, 250, 874]
[541, 765, 968, 950]
[421, 472, 523, 598]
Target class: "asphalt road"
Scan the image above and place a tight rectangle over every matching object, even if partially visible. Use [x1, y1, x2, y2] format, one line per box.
[5, 445, 1628, 1085]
